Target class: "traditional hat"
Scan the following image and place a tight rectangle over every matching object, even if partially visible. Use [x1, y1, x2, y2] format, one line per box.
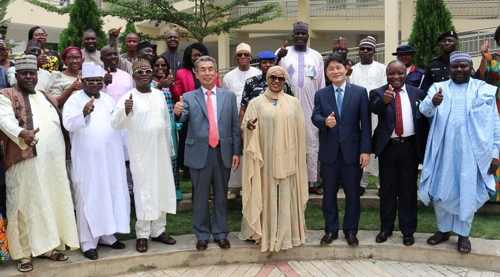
[257, 51, 277, 60]
[137, 41, 153, 52]
[293, 21, 309, 32]
[392, 45, 417, 56]
[15, 55, 37, 71]
[236, 43, 251, 54]
[449, 51, 471, 64]
[437, 30, 458, 42]
[359, 36, 376, 48]
[132, 59, 151, 71]
[82, 62, 103, 78]
[333, 37, 348, 48]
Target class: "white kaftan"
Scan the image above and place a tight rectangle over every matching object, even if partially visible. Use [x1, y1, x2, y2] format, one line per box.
[63, 90, 130, 245]
[278, 47, 325, 182]
[111, 88, 176, 221]
[0, 90, 79, 259]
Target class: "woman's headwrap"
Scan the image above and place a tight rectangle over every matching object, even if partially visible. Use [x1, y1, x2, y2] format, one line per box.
[61, 46, 82, 61]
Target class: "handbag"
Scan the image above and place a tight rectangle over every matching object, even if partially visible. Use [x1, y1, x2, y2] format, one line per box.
[0, 212, 9, 263]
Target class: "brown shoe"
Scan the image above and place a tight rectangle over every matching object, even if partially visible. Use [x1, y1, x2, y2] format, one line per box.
[309, 187, 323, 195]
[320, 233, 338, 245]
[214, 238, 231, 249]
[151, 233, 176, 245]
[196, 240, 208, 250]
[136, 238, 148, 253]
[345, 234, 359, 246]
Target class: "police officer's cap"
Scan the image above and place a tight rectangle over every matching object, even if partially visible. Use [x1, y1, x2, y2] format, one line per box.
[437, 31, 458, 42]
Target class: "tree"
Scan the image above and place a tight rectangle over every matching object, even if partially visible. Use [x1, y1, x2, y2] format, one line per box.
[27, 0, 107, 53]
[408, 0, 457, 68]
[119, 21, 138, 54]
[0, 0, 13, 38]
[101, 0, 282, 43]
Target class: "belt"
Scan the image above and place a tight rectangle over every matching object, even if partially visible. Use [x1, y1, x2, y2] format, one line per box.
[390, 135, 415, 144]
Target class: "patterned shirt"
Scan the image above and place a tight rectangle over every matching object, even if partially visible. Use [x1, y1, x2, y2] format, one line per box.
[240, 74, 294, 107]
[120, 53, 138, 64]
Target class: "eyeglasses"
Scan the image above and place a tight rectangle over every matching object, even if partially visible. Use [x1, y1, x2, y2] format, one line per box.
[0, 48, 6, 53]
[134, 69, 153, 75]
[191, 53, 203, 58]
[359, 47, 374, 52]
[153, 63, 168, 68]
[34, 33, 48, 38]
[269, 75, 286, 83]
[236, 53, 250, 58]
[84, 80, 103, 86]
[66, 56, 82, 61]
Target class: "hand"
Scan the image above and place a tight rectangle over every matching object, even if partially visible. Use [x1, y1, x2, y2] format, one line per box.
[156, 74, 173, 89]
[166, 69, 175, 86]
[325, 111, 336, 128]
[346, 61, 353, 76]
[38, 49, 48, 66]
[83, 96, 95, 116]
[383, 84, 393, 104]
[104, 67, 113, 85]
[19, 127, 40, 147]
[277, 40, 288, 58]
[488, 158, 499, 175]
[232, 155, 240, 171]
[174, 95, 184, 116]
[71, 76, 83, 91]
[246, 118, 258, 130]
[108, 27, 122, 37]
[432, 87, 443, 107]
[480, 40, 490, 58]
[359, 153, 370, 169]
[125, 93, 133, 115]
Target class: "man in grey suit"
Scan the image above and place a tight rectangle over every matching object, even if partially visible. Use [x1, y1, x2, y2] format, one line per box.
[174, 56, 241, 250]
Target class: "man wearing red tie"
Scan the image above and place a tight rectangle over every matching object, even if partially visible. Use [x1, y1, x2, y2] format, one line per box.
[370, 60, 429, 246]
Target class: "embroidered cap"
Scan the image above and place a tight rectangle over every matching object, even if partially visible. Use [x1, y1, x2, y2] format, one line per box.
[15, 55, 38, 71]
[236, 43, 251, 54]
[449, 51, 471, 65]
[82, 62, 103, 78]
[359, 36, 376, 48]
[293, 21, 309, 32]
[333, 37, 348, 48]
[132, 59, 151, 71]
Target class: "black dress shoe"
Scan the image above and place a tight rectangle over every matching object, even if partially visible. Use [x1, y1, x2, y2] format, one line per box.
[83, 249, 98, 260]
[359, 187, 365, 196]
[196, 240, 208, 250]
[345, 234, 359, 246]
[375, 231, 393, 243]
[403, 234, 415, 246]
[320, 233, 338, 245]
[99, 240, 126, 249]
[214, 238, 231, 249]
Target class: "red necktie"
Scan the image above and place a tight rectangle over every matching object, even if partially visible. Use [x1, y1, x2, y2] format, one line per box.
[206, 91, 218, 148]
[394, 88, 403, 137]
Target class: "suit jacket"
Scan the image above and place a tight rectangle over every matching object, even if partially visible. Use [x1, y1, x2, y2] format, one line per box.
[176, 87, 242, 169]
[370, 84, 429, 162]
[171, 68, 220, 102]
[311, 82, 372, 165]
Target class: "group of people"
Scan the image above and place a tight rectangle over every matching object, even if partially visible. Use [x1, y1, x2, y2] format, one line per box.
[0, 21, 499, 273]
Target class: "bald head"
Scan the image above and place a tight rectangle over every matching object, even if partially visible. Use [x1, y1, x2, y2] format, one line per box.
[100, 45, 119, 71]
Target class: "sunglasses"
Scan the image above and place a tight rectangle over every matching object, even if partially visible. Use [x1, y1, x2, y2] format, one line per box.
[359, 47, 374, 52]
[236, 53, 250, 58]
[269, 75, 286, 83]
[84, 80, 103, 86]
[153, 63, 168, 68]
[134, 69, 153, 75]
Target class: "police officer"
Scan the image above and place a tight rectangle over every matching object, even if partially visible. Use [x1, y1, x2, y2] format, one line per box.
[392, 45, 426, 89]
[423, 31, 458, 91]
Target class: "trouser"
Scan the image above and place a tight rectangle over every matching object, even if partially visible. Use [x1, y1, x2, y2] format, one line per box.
[135, 212, 167, 239]
[81, 234, 117, 252]
[434, 204, 473, 237]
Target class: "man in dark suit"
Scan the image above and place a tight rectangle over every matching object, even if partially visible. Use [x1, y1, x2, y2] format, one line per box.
[370, 60, 429, 246]
[312, 53, 372, 246]
[174, 56, 242, 250]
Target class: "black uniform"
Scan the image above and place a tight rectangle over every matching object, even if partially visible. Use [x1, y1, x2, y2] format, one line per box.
[423, 55, 475, 92]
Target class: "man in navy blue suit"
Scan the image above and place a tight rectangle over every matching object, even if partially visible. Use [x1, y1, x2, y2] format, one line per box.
[312, 53, 372, 246]
[370, 60, 429, 246]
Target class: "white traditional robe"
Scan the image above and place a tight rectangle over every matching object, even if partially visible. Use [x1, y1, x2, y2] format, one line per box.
[111, 88, 176, 221]
[62, 90, 130, 245]
[419, 79, 500, 235]
[0, 90, 79, 259]
[278, 47, 325, 182]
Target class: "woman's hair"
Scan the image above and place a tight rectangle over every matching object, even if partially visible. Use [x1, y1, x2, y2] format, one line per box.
[182, 43, 209, 70]
[495, 25, 500, 47]
[28, 26, 44, 40]
[149, 55, 170, 74]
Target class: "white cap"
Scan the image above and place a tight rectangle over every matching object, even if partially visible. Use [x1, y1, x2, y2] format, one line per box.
[82, 62, 103, 78]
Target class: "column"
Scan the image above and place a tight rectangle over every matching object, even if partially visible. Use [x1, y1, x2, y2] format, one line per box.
[384, 0, 399, 65]
[217, 33, 230, 71]
[400, 0, 414, 42]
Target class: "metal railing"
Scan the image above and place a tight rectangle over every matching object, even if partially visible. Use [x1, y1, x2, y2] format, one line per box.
[418, 0, 500, 20]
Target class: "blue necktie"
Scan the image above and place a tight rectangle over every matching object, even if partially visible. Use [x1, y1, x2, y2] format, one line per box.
[336, 87, 343, 116]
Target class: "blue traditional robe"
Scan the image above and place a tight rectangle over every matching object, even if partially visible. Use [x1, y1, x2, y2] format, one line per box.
[419, 79, 500, 234]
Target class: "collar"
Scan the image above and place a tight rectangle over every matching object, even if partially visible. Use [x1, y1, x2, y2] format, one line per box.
[201, 86, 217, 95]
[333, 81, 347, 92]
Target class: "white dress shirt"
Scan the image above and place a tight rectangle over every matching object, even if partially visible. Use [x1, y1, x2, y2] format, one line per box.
[391, 85, 415, 138]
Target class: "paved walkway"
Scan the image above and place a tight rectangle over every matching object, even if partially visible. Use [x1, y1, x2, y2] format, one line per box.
[119, 260, 500, 277]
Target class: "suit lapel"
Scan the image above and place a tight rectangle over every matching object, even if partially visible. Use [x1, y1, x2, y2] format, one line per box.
[195, 88, 209, 119]
[407, 86, 417, 125]
[340, 83, 353, 121]
[216, 88, 226, 122]
[327, 85, 339, 118]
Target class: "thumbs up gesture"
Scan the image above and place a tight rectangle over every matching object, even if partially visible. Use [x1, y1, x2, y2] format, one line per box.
[432, 87, 443, 107]
[277, 40, 288, 58]
[325, 111, 336, 128]
[383, 84, 394, 104]
[72, 76, 83, 91]
[38, 49, 48, 67]
[166, 69, 175, 86]
[83, 96, 95, 116]
[481, 40, 490, 58]
[156, 74, 170, 90]
[125, 93, 133, 115]
[246, 118, 258, 130]
[104, 67, 113, 85]
[19, 127, 40, 147]
[174, 95, 184, 116]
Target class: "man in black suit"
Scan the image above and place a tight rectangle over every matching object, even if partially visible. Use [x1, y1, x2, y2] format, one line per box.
[370, 60, 429, 246]
[312, 53, 372, 246]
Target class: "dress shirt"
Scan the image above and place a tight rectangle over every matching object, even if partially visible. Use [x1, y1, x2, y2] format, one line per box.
[391, 85, 415, 138]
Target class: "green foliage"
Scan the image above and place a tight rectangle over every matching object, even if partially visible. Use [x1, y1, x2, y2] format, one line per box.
[101, 0, 282, 42]
[408, 0, 458, 68]
[0, 0, 13, 38]
[119, 21, 138, 54]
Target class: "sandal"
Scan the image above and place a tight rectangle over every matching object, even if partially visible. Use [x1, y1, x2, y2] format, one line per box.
[136, 238, 148, 253]
[38, 249, 69, 261]
[458, 235, 471, 254]
[151, 232, 176, 245]
[17, 257, 33, 273]
[427, 231, 451, 245]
